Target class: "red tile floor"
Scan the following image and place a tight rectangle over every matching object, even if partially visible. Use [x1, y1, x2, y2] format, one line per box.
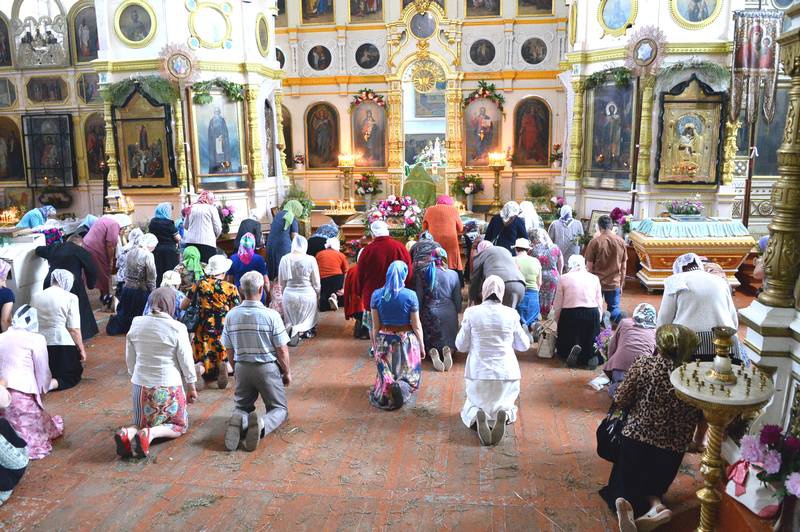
[0, 281, 757, 530]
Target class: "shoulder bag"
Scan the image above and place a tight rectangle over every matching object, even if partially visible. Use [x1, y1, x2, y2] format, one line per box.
[180, 284, 201, 331]
[596, 403, 627, 463]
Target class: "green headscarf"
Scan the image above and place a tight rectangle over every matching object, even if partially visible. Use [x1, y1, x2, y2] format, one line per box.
[182, 246, 203, 281]
[283, 200, 304, 231]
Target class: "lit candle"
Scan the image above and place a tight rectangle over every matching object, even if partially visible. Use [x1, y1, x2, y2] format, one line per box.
[329, 200, 335, 210]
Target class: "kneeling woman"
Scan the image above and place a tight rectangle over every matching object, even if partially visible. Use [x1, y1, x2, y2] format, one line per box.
[456, 276, 530, 446]
[369, 261, 425, 410]
[107, 233, 158, 335]
[599, 324, 702, 531]
[116, 288, 198, 458]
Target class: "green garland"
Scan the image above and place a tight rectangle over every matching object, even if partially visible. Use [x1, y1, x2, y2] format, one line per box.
[584, 67, 632, 91]
[102, 76, 179, 106]
[657, 61, 729, 87]
[191, 78, 245, 105]
[463, 80, 505, 111]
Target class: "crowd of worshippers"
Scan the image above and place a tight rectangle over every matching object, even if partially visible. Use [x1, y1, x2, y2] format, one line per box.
[0, 194, 742, 527]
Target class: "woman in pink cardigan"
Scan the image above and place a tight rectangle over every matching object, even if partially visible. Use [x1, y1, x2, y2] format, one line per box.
[554, 255, 604, 369]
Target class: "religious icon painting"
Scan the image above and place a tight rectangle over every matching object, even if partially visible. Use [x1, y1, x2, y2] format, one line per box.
[308, 45, 332, 71]
[112, 88, 177, 188]
[0, 16, 12, 68]
[21, 114, 75, 188]
[466, 0, 501, 18]
[83, 112, 106, 180]
[190, 91, 247, 190]
[256, 14, 269, 57]
[264, 100, 277, 177]
[282, 105, 294, 169]
[409, 12, 437, 39]
[276, 48, 286, 69]
[352, 100, 387, 168]
[26, 77, 68, 104]
[305, 103, 340, 169]
[470, 39, 495, 66]
[350, 0, 383, 23]
[0, 117, 24, 181]
[598, 0, 637, 37]
[77, 73, 102, 104]
[0, 79, 16, 108]
[355, 43, 380, 70]
[276, 0, 287, 27]
[518, 0, 553, 16]
[415, 89, 445, 118]
[72, 5, 99, 63]
[463, 98, 502, 167]
[302, 0, 335, 24]
[655, 75, 725, 185]
[513, 98, 551, 167]
[583, 80, 637, 190]
[670, 0, 721, 29]
[521, 38, 547, 65]
[114, 1, 156, 48]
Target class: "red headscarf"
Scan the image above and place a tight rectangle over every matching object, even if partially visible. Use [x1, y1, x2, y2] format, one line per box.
[436, 195, 454, 206]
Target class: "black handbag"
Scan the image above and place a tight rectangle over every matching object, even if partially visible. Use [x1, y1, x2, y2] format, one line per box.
[596, 403, 627, 463]
[180, 287, 201, 331]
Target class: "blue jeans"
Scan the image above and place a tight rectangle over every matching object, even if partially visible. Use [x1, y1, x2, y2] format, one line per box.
[516, 289, 541, 328]
[603, 289, 622, 323]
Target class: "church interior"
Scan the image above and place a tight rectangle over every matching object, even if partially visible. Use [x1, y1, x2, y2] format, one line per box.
[0, 0, 800, 529]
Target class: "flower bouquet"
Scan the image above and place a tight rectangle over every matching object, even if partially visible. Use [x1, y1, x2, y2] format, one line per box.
[664, 197, 704, 221]
[594, 327, 614, 359]
[611, 207, 634, 233]
[217, 203, 235, 234]
[450, 174, 484, 212]
[293, 153, 305, 168]
[355, 172, 382, 196]
[365, 195, 423, 239]
[550, 144, 563, 167]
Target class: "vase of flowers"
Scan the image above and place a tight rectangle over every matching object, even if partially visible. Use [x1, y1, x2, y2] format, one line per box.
[217, 202, 235, 235]
[610, 207, 634, 240]
[550, 144, 563, 168]
[665, 197, 704, 221]
[594, 327, 614, 359]
[355, 172, 382, 210]
[451, 173, 484, 212]
[293, 153, 305, 171]
[365, 195, 423, 239]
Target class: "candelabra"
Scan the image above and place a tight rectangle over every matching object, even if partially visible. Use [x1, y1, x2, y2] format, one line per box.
[488, 151, 506, 214]
[338, 153, 356, 204]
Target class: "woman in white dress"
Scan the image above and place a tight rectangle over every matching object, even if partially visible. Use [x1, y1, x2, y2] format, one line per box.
[456, 275, 530, 447]
[279, 235, 321, 345]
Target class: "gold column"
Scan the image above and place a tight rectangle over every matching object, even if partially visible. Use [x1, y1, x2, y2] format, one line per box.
[387, 80, 403, 195]
[635, 77, 656, 183]
[173, 93, 189, 193]
[759, 29, 800, 309]
[245, 85, 265, 184]
[445, 80, 463, 170]
[274, 87, 290, 183]
[721, 120, 741, 186]
[566, 79, 585, 182]
[102, 99, 119, 191]
[73, 114, 87, 184]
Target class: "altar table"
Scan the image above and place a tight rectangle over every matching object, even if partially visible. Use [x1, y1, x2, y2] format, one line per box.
[629, 217, 755, 292]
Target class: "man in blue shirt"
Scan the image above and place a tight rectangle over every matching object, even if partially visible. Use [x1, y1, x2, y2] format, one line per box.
[222, 271, 291, 452]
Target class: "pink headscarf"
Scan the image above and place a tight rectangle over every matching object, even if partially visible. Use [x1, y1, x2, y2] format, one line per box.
[196, 190, 216, 205]
[476, 240, 493, 255]
[436, 195, 454, 206]
[238, 232, 256, 265]
[0, 260, 10, 281]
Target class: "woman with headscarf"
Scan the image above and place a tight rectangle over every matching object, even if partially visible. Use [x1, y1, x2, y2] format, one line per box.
[149, 202, 181, 286]
[603, 303, 657, 397]
[344, 248, 369, 339]
[74, 214, 97, 238]
[226, 232, 269, 303]
[600, 325, 703, 531]
[422, 195, 464, 280]
[553, 255, 603, 369]
[115, 227, 144, 296]
[107, 233, 158, 336]
[416, 248, 461, 372]
[30, 270, 86, 391]
[143, 270, 186, 320]
[357, 221, 414, 318]
[519, 200, 543, 234]
[469, 241, 526, 309]
[369, 261, 425, 410]
[15, 205, 56, 229]
[181, 255, 240, 389]
[0, 260, 14, 332]
[83, 214, 130, 307]
[657, 253, 739, 360]
[233, 209, 264, 251]
[456, 275, 530, 446]
[530, 227, 563, 319]
[173, 245, 205, 294]
[0, 306, 63, 459]
[307, 222, 340, 257]
[316, 237, 349, 311]
[279, 236, 321, 343]
[183, 190, 222, 263]
[548, 205, 584, 265]
[483, 201, 528, 254]
[116, 287, 197, 458]
[35, 233, 98, 340]
[267, 200, 303, 282]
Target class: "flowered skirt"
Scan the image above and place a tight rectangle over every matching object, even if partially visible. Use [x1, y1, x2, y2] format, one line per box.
[2, 390, 63, 460]
[538, 272, 559, 318]
[192, 325, 227, 379]
[132, 384, 188, 435]
[369, 331, 422, 411]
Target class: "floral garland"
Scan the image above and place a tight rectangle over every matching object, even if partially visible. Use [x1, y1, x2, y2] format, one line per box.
[191, 78, 245, 105]
[350, 88, 386, 110]
[462, 81, 505, 111]
[365, 195, 422, 238]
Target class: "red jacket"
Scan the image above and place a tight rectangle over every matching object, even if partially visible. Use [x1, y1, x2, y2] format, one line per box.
[357, 236, 413, 310]
[343, 264, 363, 319]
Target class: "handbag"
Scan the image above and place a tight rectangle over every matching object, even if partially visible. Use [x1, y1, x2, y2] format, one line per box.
[596, 403, 627, 462]
[180, 287, 201, 331]
[725, 460, 781, 519]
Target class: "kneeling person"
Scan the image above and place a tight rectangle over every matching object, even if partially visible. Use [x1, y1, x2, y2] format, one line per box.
[223, 271, 291, 452]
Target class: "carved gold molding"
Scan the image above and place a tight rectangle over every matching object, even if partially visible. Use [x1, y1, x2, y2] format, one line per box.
[102, 98, 119, 190]
[173, 93, 189, 192]
[274, 88, 289, 183]
[636, 77, 656, 184]
[566, 42, 732, 65]
[721, 120, 740, 186]
[245, 85, 264, 184]
[566, 79, 585, 182]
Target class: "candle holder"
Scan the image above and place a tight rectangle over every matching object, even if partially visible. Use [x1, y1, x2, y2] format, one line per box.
[338, 154, 356, 204]
[488, 151, 506, 214]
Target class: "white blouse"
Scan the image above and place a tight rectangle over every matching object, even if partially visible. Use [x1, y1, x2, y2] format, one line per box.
[126, 312, 197, 388]
[31, 286, 80, 346]
[657, 270, 738, 332]
[278, 253, 321, 293]
[184, 203, 222, 249]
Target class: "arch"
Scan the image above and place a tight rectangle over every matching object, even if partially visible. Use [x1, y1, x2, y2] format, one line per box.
[0, 115, 24, 181]
[67, 1, 98, 64]
[0, 11, 15, 69]
[512, 96, 552, 167]
[304, 102, 340, 169]
[82, 111, 106, 180]
[11, 0, 66, 20]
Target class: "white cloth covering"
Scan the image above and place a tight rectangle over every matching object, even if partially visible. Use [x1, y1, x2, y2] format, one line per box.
[657, 269, 738, 331]
[278, 252, 321, 336]
[30, 286, 80, 346]
[126, 312, 196, 388]
[461, 378, 520, 426]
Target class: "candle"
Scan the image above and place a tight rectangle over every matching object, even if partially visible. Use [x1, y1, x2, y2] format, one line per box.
[329, 200, 335, 210]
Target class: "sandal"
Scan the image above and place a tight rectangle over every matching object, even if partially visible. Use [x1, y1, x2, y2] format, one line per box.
[635, 508, 672, 532]
[114, 428, 133, 458]
[615, 498, 637, 532]
[133, 428, 150, 458]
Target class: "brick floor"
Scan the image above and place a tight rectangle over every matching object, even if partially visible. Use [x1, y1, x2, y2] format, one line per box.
[0, 282, 757, 530]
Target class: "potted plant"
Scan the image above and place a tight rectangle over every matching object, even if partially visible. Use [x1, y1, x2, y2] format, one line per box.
[550, 144, 563, 169]
[450, 173, 484, 212]
[664, 197, 704, 221]
[282, 185, 314, 236]
[526, 181, 554, 212]
[293, 153, 305, 171]
[355, 172, 382, 209]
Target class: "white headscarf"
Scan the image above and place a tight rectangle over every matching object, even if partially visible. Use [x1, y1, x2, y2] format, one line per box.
[160, 270, 182, 288]
[500, 201, 521, 224]
[123, 228, 144, 252]
[568, 254, 586, 271]
[11, 305, 38, 332]
[664, 253, 706, 295]
[371, 220, 390, 237]
[291, 234, 308, 254]
[249, 209, 260, 221]
[141, 233, 159, 251]
[672, 253, 704, 274]
[482, 275, 505, 302]
[559, 205, 573, 225]
[519, 201, 541, 233]
[325, 237, 341, 251]
[50, 269, 74, 292]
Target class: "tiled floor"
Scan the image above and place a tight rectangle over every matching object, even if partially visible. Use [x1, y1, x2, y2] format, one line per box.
[0, 282, 757, 530]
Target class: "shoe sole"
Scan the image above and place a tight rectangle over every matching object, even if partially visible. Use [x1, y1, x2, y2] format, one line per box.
[244, 411, 261, 452]
[566, 346, 581, 368]
[114, 433, 131, 458]
[329, 298, 338, 311]
[217, 363, 229, 389]
[224, 416, 242, 451]
[491, 410, 508, 445]
[476, 410, 492, 446]
[443, 347, 453, 371]
[429, 349, 445, 372]
[132, 431, 148, 458]
[390, 382, 404, 408]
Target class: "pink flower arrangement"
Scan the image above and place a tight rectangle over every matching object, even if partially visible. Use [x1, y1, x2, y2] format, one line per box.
[217, 203, 235, 225]
[365, 195, 423, 238]
[739, 425, 800, 497]
[593, 327, 614, 357]
[351, 88, 386, 109]
[611, 207, 634, 233]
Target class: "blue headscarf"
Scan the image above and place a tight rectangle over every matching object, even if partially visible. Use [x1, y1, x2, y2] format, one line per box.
[313, 223, 339, 239]
[39, 205, 56, 218]
[758, 235, 769, 254]
[381, 260, 409, 303]
[81, 214, 97, 229]
[154, 202, 173, 220]
[425, 248, 448, 292]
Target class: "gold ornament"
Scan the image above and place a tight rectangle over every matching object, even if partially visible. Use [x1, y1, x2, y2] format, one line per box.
[411, 59, 444, 94]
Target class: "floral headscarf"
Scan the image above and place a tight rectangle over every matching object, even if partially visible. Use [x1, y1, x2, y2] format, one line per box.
[500, 201, 521, 224]
[568, 254, 586, 271]
[50, 269, 74, 292]
[313, 223, 339, 239]
[560, 205, 573, 226]
[380, 260, 409, 303]
[238, 232, 256, 265]
[39, 205, 56, 218]
[672, 253, 704, 274]
[283, 200, 304, 231]
[632, 303, 657, 329]
[425, 248, 448, 292]
[196, 190, 215, 205]
[154, 202, 173, 220]
[182, 246, 204, 280]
